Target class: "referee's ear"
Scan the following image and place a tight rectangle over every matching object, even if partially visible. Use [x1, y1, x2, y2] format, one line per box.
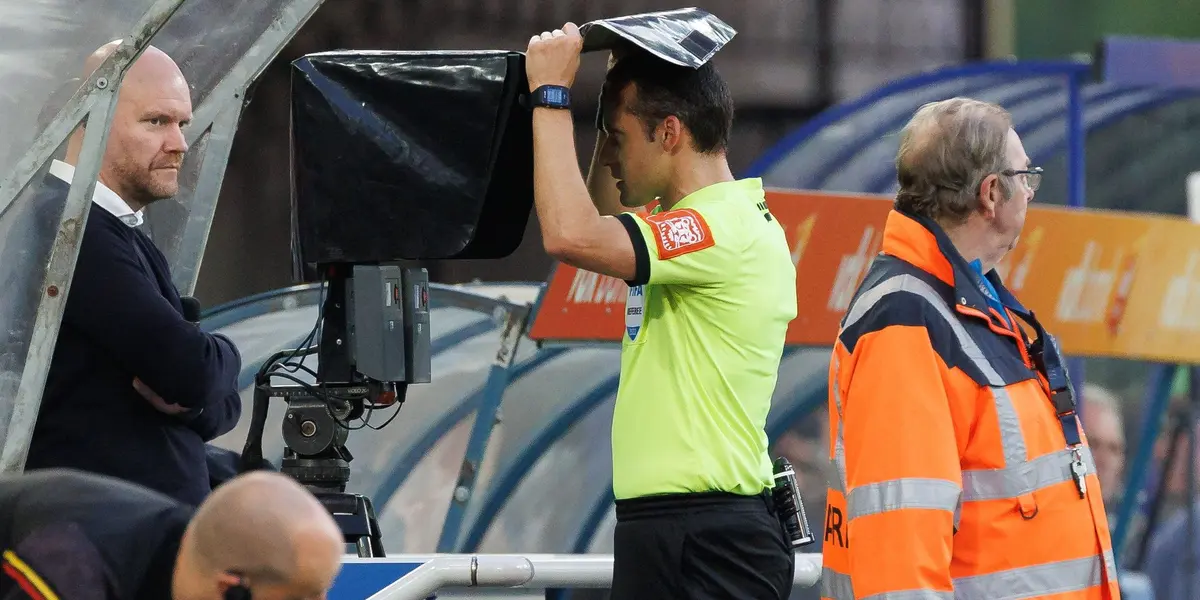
[659, 115, 686, 155]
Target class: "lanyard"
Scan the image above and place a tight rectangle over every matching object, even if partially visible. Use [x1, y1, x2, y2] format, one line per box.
[1012, 309, 1089, 498]
[925, 213, 1089, 497]
[958, 261, 1080, 447]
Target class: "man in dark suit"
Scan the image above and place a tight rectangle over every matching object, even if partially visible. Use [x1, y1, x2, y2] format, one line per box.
[13, 41, 243, 506]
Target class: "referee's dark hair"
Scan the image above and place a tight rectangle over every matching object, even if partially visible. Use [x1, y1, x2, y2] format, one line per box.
[602, 52, 734, 155]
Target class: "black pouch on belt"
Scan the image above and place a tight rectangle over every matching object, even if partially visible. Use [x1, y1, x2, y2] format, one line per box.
[772, 457, 816, 549]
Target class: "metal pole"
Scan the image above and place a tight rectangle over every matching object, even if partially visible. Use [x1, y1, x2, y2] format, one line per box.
[1186, 367, 1199, 599]
[437, 304, 530, 552]
[367, 555, 535, 600]
[356, 553, 825, 600]
[0, 2, 190, 473]
[1112, 363, 1177, 561]
[165, 0, 326, 293]
[184, 0, 326, 146]
[1064, 68, 1088, 411]
[172, 100, 244, 295]
[0, 0, 188, 221]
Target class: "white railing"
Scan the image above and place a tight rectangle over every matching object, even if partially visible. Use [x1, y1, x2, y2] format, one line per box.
[348, 553, 822, 600]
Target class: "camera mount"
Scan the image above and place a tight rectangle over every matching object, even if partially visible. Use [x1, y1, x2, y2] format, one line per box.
[241, 264, 432, 557]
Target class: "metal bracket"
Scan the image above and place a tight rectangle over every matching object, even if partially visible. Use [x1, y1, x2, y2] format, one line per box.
[437, 302, 532, 552]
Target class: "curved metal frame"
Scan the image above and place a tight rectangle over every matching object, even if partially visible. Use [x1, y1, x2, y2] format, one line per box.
[458, 374, 622, 552]
[369, 347, 569, 510]
[743, 59, 1092, 178]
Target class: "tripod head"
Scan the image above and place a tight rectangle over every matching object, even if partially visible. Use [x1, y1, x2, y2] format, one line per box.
[239, 264, 431, 494]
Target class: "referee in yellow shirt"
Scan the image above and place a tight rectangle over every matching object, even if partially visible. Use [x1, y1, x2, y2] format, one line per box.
[525, 23, 798, 600]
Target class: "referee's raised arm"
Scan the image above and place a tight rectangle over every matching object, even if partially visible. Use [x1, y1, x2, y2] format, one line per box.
[526, 23, 799, 600]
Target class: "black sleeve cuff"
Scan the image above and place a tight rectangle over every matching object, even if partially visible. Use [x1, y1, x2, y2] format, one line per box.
[617, 213, 651, 287]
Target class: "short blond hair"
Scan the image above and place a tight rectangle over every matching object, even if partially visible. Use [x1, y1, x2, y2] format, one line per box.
[894, 97, 1013, 225]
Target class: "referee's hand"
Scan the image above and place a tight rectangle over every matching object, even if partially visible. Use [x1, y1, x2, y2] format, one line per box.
[526, 22, 583, 92]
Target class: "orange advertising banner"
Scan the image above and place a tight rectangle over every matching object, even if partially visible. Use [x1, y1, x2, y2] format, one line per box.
[528, 189, 1200, 363]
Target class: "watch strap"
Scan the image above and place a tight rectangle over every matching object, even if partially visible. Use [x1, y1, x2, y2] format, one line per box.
[531, 84, 571, 109]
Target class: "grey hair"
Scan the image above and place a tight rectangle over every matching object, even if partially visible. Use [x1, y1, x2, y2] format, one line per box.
[1082, 383, 1122, 417]
[894, 97, 1014, 225]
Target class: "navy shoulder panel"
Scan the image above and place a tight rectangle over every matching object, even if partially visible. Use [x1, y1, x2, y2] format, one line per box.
[838, 256, 956, 358]
[837, 255, 1032, 388]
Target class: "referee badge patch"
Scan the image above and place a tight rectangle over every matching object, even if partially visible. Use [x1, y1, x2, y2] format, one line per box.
[625, 284, 645, 341]
[644, 208, 714, 260]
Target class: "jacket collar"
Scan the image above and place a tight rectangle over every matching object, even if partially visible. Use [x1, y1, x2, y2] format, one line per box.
[879, 209, 1030, 318]
[48, 159, 144, 227]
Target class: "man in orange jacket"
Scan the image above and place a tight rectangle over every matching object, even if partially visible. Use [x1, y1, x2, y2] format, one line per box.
[821, 97, 1120, 599]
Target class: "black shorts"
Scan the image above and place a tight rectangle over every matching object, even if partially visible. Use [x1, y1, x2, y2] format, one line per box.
[610, 490, 794, 600]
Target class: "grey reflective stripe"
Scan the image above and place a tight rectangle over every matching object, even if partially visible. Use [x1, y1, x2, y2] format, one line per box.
[1103, 548, 1118, 581]
[847, 477, 961, 520]
[952, 552, 1105, 599]
[820, 567, 854, 600]
[990, 386, 1027, 466]
[862, 591, 954, 600]
[839, 274, 1029, 465]
[840, 274, 1004, 387]
[961, 446, 1096, 501]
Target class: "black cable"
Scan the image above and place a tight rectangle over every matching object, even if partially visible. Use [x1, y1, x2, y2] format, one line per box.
[275, 361, 318, 381]
[361, 384, 407, 431]
[257, 345, 318, 383]
[278, 275, 328, 374]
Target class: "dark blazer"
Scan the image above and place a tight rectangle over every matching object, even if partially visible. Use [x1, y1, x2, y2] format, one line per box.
[10, 175, 242, 506]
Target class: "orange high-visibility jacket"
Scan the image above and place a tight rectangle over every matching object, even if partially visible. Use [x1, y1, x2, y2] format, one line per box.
[821, 210, 1120, 600]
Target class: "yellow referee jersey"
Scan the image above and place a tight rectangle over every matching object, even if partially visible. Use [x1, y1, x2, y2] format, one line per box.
[612, 178, 798, 500]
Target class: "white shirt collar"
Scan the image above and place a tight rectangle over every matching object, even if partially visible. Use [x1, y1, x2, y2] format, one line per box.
[48, 159, 144, 228]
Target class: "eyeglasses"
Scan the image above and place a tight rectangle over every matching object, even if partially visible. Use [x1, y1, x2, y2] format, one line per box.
[1001, 166, 1043, 192]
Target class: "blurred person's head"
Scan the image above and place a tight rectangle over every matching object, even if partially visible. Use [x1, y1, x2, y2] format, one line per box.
[171, 471, 344, 600]
[1082, 384, 1126, 502]
[65, 40, 191, 211]
[894, 97, 1039, 272]
[1153, 395, 1200, 509]
[598, 51, 734, 210]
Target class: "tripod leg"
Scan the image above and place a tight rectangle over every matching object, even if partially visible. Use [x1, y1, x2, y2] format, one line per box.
[355, 537, 374, 558]
[359, 495, 385, 557]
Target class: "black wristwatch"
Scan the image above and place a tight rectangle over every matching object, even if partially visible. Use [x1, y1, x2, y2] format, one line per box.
[530, 85, 571, 110]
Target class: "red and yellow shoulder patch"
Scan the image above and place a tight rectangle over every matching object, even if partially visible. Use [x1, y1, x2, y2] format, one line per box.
[642, 208, 715, 260]
[2, 550, 59, 600]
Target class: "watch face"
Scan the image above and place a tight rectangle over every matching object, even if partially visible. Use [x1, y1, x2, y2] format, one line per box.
[543, 86, 568, 105]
